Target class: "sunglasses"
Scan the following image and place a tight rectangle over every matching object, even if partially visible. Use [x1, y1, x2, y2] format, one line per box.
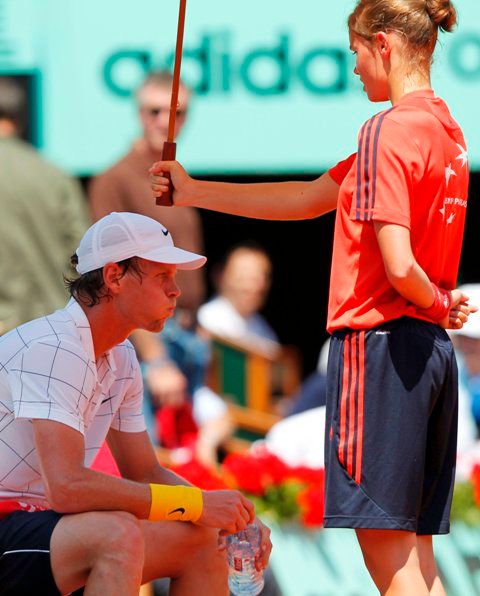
[142, 106, 187, 118]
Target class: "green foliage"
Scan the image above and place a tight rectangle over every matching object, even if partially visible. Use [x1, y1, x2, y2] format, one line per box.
[451, 481, 480, 526]
[248, 480, 304, 523]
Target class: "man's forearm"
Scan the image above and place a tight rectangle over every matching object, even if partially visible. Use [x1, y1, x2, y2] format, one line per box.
[47, 464, 195, 518]
[130, 460, 193, 487]
[47, 466, 152, 517]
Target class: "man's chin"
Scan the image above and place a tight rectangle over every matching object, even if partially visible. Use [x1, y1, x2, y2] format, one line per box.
[146, 320, 166, 333]
[147, 138, 167, 154]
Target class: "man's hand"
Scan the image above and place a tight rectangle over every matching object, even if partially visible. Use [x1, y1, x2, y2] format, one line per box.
[146, 362, 188, 407]
[254, 517, 273, 569]
[198, 490, 255, 534]
[149, 160, 192, 205]
[440, 288, 479, 330]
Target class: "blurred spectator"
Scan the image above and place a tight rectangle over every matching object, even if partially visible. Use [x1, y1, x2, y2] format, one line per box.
[265, 339, 330, 468]
[285, 338, 329, 417]
[0, 76, 89, 333]
[198, 241, 279, 356]
[89, 70, 231, 467]
[450, 284, 480, 447]
[89, 70, 204, 317]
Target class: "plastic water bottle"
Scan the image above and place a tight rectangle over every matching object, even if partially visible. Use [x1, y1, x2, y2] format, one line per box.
[226, 523, 264, 595]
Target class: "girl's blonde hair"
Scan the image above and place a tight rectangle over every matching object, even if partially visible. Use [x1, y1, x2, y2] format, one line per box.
[349, 0, 457, 62]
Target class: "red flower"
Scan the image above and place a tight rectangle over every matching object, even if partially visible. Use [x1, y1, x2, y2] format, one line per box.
[169, 446, 326, 527]
[222, 453, 270, 496]
[471, 464, 480, 507]
[298, 482, 325, 528]
[170, 460, 228, 490]
[290, 466, 325, 485]
[222, 449, 296, 496]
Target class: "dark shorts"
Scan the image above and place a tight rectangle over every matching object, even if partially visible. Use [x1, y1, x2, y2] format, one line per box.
[324, 317, 458, 535]
[0, 510, 62, 595]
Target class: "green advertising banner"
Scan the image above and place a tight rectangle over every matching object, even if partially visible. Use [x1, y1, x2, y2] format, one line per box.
[0, 0, 479, 175]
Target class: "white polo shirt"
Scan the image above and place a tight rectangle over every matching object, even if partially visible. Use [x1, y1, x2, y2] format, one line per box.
[0, 299, 145, 505]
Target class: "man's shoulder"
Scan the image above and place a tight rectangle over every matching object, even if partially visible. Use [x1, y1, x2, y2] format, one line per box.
[93, 149, 137, 183]
[110, 338, 140, 370]
[0, 311, 89, 371]
[112, 337, 136, 356]
[0, 137, 72, 182]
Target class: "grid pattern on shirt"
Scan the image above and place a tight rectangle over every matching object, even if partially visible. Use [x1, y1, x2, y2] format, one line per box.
[0, 301, 145, 502]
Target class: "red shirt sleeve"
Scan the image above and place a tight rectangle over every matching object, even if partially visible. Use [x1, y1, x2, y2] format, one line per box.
[350, 117, 423, 229]
[328, 153, 356, 185]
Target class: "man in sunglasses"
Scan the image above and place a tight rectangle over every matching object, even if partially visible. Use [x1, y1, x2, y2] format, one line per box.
[90, 71, 200, 314]
[89, 72, 232, 466]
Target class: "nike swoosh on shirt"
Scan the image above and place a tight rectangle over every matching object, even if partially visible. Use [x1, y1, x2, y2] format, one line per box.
[162, 228, 169, 236]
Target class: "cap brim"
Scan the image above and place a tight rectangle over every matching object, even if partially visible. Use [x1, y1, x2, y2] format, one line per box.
[139, 246, 206, 270]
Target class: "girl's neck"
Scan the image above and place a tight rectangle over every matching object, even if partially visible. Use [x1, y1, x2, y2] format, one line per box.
[388, 62, 432, 106]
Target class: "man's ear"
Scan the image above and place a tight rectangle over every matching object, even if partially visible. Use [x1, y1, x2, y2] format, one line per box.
[103, 262, 124, 295]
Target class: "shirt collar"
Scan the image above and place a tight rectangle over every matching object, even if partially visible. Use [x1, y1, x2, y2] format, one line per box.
[64, 299, 117, 373]
[397, 89, 435, 104]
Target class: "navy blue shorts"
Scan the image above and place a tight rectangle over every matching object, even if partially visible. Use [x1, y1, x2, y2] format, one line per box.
[324, 317, 458, 535]
[0, 510, 62, 595]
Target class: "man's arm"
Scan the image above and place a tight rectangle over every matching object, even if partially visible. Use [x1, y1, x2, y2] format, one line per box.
[33, 420, 253, 532]
[59, 176, 91, 265]
[88, 172, 126, 221]
[149, 161, 340, 220]
[106, 427, 189, 486]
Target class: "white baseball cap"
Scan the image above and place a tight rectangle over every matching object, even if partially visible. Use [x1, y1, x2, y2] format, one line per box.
[449, 284, 480, 339]
[75, 212, 206, 275]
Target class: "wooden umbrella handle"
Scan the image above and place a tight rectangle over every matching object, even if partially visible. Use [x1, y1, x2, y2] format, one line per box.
[155, 141, 177, 206]
[155, 0, 186, 207]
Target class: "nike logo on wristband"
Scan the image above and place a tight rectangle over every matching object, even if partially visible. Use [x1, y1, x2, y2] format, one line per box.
[168, 507, 186, 516]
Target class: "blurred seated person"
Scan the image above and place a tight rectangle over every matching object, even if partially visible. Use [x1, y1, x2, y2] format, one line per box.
[148, 320, 233, 468]
[198, 241, 280, 356]
[285, 338, 329, 417]
[265, 339, 330, 468]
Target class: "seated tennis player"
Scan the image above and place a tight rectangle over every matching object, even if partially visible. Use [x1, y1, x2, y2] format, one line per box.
[0, 211, 272, 595]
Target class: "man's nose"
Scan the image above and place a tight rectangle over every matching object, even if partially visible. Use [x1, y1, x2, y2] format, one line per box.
[168, 280, 181, 298]
[155, 110, 170, 126]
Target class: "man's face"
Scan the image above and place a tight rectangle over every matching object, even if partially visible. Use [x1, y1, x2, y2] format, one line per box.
[220, 249, 272, 318]
[116, 259, 181, 333]
[138, 84, 189, 152]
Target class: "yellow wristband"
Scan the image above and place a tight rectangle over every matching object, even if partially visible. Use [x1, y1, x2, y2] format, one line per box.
[148, 484, 203, 522]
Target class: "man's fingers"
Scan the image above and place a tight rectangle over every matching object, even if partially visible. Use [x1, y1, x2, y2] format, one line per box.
[238, 503, 251, 526]
[241, 496, 255, 523]
[259, 540, 272, 569]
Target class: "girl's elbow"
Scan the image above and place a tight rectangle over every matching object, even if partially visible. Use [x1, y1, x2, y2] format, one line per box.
[386, 261, 415, 285]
